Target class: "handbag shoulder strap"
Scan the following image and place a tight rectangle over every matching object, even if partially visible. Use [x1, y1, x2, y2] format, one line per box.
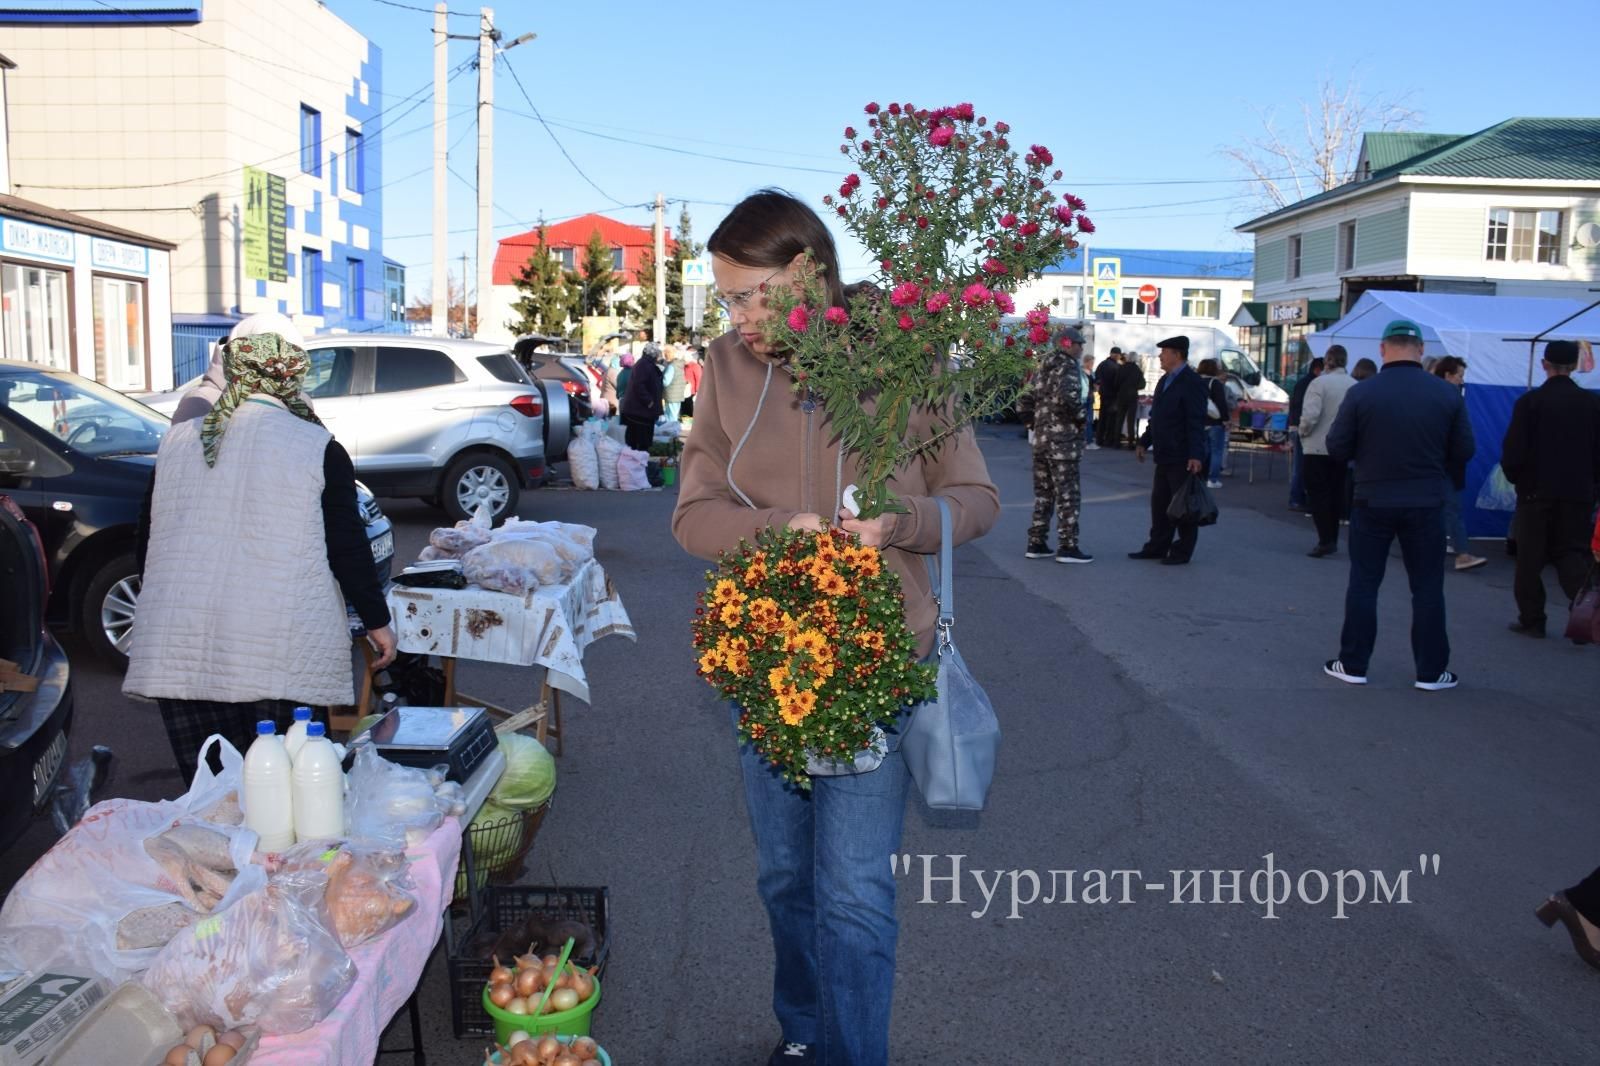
[920, 496, 955, 654]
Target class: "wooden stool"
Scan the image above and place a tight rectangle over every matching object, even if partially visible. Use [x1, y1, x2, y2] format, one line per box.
[440, 657, 563, 755]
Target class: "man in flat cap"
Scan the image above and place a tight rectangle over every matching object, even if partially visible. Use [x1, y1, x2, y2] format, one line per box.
[1500, 339, 1600, 638]
[1131, 335, 1207, 565]
[1114, 349, 1146, 448]
[1324, 319, 1475, 690]
[1024, 325, 1094, 563]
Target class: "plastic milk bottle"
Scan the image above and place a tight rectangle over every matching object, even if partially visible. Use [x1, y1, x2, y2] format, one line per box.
[243, 721, 295, 852]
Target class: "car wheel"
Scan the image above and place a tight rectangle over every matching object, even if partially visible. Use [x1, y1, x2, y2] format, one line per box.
[83, 550, 140, 670]
[441, 452, 519, 524]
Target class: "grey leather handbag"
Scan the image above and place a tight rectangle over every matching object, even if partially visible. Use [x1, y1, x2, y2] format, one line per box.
[902, 497, 1001, 810]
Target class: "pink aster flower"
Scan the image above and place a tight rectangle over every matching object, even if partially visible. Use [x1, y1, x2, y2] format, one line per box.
[981, 258, 1008, 275]
[897, 313, 915, 331]
[1026, 308, 1049, 328]
[953, 102, 975, 121]
[824, 306, 849, 326]
[1031, 144, 1054, 166]
[1029, 325, 1050, 345]
[1000, 212, 1017, 228]
[928, 125, 955, 148]
[1019, 221, 1040, 236]
[865, 102, 880, 114]
[888, 102, 902, 115]
[845, 173, 861, 188]
[839, 183, 853, 198]
[1066, 194, 1087, 211]
[1077, 216, 1096, 234]
[890, 281, 922, 308]
[994, 121, 1010, 134]
[961, 283, 992, 308]
[844, 126, 856, 139]
[993, 292, 1015, 314]
[880, 258, 894, 271]
[787, 305, 811, 332]
[915, 216, 929, 230]
[924, 291, 951, 314]
[1054, 204, 1074, 225]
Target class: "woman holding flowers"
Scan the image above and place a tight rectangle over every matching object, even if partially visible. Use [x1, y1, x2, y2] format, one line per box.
[672, 189, 998, 1066]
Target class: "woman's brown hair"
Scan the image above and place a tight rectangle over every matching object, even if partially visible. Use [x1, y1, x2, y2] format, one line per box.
[708, 189, 847, 309]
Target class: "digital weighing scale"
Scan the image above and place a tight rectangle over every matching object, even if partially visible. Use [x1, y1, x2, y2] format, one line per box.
[356, 705, 498, 783]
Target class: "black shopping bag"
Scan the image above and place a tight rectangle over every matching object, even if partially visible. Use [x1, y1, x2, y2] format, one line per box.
[1166, 474, 1219, 527]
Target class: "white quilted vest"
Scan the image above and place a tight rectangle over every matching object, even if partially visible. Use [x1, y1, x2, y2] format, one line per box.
[123, 401, 355, 706]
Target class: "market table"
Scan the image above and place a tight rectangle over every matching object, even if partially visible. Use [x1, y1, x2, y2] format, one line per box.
[384, 560, 635, 754]
[252, 816, 462, 1066]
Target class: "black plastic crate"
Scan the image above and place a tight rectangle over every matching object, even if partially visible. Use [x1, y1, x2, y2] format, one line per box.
[446, 884, 610, 1038]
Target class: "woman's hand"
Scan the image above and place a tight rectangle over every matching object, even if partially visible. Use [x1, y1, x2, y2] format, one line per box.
[366, 625, 398, 670]
[787, 513, 827, 532]
[838, 509, 894, 547]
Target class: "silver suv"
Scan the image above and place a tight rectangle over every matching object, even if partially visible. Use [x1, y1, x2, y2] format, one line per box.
[296, 335, 545, 523]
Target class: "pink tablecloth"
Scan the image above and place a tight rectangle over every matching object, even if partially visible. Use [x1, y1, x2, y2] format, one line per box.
[251, 817, 462, 1066]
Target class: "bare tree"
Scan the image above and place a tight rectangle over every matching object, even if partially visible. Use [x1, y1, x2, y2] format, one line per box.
[405, 270, 477, 335]
[1222, 78, 1421, 212]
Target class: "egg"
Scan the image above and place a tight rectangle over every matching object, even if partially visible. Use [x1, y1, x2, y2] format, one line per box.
[184, 1025, 216, 1050]
[202, 1043, 237, 1066]
[163, 1044, 196, 1066]
[216, 1031, 246, 1051]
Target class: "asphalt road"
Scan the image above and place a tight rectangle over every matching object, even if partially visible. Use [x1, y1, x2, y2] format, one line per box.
[5, 428, 1598, 1065]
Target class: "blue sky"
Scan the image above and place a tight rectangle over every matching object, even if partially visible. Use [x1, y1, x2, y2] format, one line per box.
[323, 0, 1598, 295]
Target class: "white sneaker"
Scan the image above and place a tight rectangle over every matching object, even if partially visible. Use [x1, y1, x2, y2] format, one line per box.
[1323, 659, 1367, 685]
[1085, 443, 1101, 451]
[1206, 480, 1223, 489]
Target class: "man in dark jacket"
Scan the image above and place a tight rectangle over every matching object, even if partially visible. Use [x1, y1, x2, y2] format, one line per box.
[1114, 351, 1146, 448]
[1131, 336, 1207, 564]
[1094, 347, 1123, 446]
[619, 342, 665, 451]
[1286, 356, 1324, 510]
[1501, 339, 1600, 637]
[1323, 319, 1475, 691]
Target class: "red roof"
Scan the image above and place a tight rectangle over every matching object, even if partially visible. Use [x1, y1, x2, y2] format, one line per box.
[493, 213, 674, 287]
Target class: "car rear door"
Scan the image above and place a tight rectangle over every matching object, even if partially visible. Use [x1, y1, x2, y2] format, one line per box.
[352, 346, 474, 487]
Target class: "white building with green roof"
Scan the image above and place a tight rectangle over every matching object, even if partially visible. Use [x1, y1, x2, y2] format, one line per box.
[1232, 118, 1600, 380]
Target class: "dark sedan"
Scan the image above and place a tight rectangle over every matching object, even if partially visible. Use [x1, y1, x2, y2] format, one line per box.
[0, 495, 73, 854]
[0, 360, 393, 668]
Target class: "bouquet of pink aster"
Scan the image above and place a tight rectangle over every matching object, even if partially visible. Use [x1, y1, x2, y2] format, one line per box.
[763, 100, 1094, 518]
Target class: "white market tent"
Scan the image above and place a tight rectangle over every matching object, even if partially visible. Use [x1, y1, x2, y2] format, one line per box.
[1303, 290, 1600, 537]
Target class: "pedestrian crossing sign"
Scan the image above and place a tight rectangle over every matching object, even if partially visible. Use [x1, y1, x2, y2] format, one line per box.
[1093, 285, 1118, 312]
[681, 259, 709, 287]
[1092, 257, 1120, 284]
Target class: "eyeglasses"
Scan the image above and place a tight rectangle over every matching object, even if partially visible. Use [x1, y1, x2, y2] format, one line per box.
[712, 268, 783, 313]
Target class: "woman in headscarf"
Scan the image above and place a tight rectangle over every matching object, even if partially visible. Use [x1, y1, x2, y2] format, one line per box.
[125, 326, 396, 782]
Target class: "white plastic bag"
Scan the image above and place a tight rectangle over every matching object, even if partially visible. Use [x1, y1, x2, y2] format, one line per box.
[594, 431, 623, 490]
[568, 424, 600, 491]
[617, 447, 651, 491]
[142, 865, 355, 1034]
[344, 746, 444, 850]
[271, 842, 418, 948]
[462, 538, 563, 593]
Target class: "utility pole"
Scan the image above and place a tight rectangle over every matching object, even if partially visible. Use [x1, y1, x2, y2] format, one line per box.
[459, 251, 470, 335]
[653, 193, 666, 343]
[474, 7, 494, 341]
[431, 3, 448, 337]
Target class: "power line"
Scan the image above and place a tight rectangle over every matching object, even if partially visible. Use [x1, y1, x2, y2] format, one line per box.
[496, 51, 627, 206]
[366, 0, 477, 14]
[499, 109, 842, 177]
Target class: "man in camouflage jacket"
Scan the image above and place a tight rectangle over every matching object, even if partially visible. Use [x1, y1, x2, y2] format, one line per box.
[1021, 325, 1093, 563]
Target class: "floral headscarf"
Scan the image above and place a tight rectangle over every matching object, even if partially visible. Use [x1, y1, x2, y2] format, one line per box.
[199, 332, 323, 466]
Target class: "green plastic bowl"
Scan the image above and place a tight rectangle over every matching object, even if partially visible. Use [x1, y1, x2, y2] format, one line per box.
[481, 976, 602, 1045]
[489, 1036, 612, 1065]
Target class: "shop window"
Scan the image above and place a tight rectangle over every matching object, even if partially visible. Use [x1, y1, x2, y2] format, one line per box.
[302, 249, 324, 314]
[92, 276, 146, 390]
[1121, 286, 1161, 317]
[610, 247, 624, 271]
[554, 247, 575, 270]
[1486, 208, 1562, 264]
[0, 262, 72, 371]
[1288, 234, 1303, 279]
[345, 128, 364, 194]
[1182, 288, 1220, 319]
[1339, 221, 1357, 272]
[300, 105, 322, 176]
[347, 257, 365, 320]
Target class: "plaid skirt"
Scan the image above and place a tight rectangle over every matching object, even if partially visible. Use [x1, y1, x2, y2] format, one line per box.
[158, 698, 307, 785]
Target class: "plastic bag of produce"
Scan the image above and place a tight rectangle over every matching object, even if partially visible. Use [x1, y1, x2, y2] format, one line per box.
[462, 538, 564, 593]
[1475, 463, 1518, 513]
[271, 842, 417, 948]
[617, 447, 651, 491]
[344, 746, 444, 851]
[141, 865, 355, 1034]
[594, 431, 623, 490]
[0, 736, 268, 982]
[490, 732, 556, 810]
[568, 424, 601, 491]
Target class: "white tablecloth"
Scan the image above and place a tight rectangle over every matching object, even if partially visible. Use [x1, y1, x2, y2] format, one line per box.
[386, 559, 634, 703]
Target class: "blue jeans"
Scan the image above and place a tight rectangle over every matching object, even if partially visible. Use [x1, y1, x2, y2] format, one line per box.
[1205, 424, 1229, 479]
[732, 704, 912, 1065]
[1339, 503, 1450, 679]
[1289, 436, 1306, 506]
[1442, 489, 1470, 554]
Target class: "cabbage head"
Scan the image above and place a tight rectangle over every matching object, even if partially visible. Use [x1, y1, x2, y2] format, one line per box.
[490, 732, 556, 810]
